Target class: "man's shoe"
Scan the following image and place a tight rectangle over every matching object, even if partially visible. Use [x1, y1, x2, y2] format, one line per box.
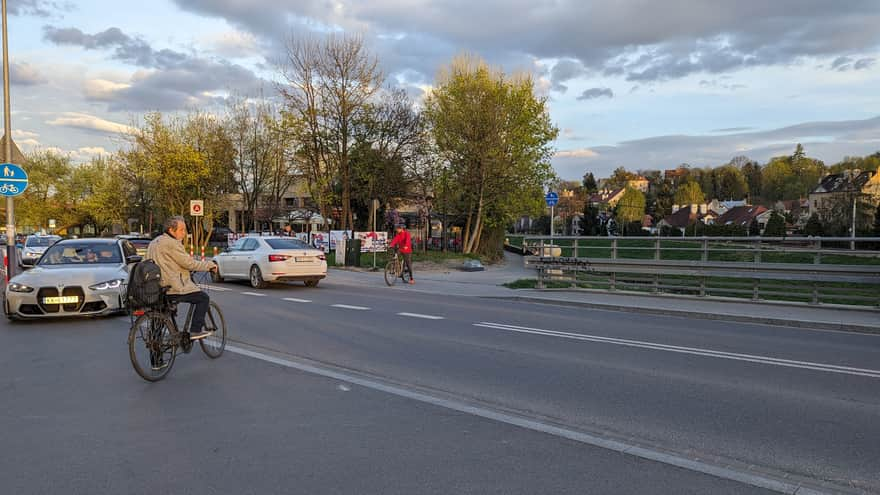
[409, 279, 415, 285]
[190, 329, 214, 340]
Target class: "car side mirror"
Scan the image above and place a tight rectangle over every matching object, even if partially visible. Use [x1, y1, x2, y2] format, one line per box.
[126, 255, 143, 264]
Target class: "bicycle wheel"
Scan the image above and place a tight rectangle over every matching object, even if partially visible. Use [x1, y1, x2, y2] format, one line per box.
[384, 259, 399, 286]
[128, 311, 177, 382]
[199, 301, 226, 358]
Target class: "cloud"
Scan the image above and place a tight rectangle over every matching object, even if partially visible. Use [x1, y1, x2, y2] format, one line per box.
[553, 116, 880, 179]
[699, 79, 747, 91]
[832, 56, 876, 71]
[43, 25, 267, 111]
[555, 148, 599, 159]
[47, 112, 135, 135]
[13, 130, 39, 140]
[202, 30, 260, 58]
[11, 61, 48, 86]
[8, 0, 74, 18]
[550, 59, 586, 93]
[711, 127, 756, 133]
[171, 0, 880, 83]
[577, 87, 613, 100]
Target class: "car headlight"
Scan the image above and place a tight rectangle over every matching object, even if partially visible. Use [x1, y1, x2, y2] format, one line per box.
[8, 282, 34, 293]
[89, 279, 125, 291]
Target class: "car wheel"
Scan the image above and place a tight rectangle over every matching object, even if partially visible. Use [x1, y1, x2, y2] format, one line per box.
[304, 280, 319, 288]
[249, 265, 267, 289]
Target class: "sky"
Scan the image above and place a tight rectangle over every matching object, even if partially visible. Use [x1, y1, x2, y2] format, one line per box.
[6, 0, 880, 180]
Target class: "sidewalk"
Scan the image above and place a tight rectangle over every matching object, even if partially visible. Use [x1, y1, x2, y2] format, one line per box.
[329, 252, 880, 334]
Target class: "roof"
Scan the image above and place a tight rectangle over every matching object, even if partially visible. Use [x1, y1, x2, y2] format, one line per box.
[661, 207, 699, 228]
[811, 171, 873, 194]
[588, 188, 624, 204]
[716, 205, 769, 226]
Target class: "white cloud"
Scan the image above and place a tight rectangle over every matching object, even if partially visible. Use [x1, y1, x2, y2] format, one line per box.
[555, 148, 599, 159]
[84, 79, 131, 101]
[12, 129, 39, 139]
[201, 29, 260, 58]
[46, 112, 135, 135]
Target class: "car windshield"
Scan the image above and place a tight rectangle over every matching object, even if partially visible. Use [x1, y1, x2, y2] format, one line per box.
[27, 237, 60, 247]
[266, 239, 311, 250]
[38, 243, 122, 265]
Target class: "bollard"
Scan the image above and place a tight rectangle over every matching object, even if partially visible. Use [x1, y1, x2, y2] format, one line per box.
[201, 246, 205, 259]
[213, 246, 218, 257]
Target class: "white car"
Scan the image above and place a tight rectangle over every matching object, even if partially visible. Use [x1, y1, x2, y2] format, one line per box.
[212, 236, 327, 288]
[19, 234, 62, 267]
[4, 238, 140, 320]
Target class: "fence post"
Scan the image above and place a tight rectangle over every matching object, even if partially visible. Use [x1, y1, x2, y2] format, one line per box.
[699, 276, 706, 297]
[612, 238, 618, 260]
[536, 265, 544, 289]
[701, 238, 708, 263]
[652, 273, 659, 294]
[573, 239, 579, 258]
[654, 237, 660, 261]
[814, 238, 822, 265]
[754, 239, 761, 264]
[609, 272, 616, 291]
[811, 282, 819, 305]
[752, 278, 760, 301]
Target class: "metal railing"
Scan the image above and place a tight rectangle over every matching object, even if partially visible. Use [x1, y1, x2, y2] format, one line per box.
[521, 236, 880, 307]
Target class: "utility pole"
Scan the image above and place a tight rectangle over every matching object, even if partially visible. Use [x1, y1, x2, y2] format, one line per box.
[2, 0, 16, 277]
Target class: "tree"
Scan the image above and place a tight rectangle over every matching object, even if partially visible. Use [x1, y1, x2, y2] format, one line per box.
[762, 145, 825, 201]
[748, 217, 760, 236]
[674, 181, 704, 205]
[424, 54, 558, 256]
[581, 203, 600, 236]
[763, 212, 786, 237]
[616, 187, 645, 234]
[715, 165, 748, 200]
[279, 33, 384, 232]
[739, 159, 762, 200]
[805, 213, 824, 236]
[583, 172, 598, 194]
[606, 167, 637, 190]
[874, 204, 880, 236]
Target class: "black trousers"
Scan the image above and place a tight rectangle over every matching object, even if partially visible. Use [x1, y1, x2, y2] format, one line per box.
[402, 252, 413, 279]
[168, 291, 210, 333]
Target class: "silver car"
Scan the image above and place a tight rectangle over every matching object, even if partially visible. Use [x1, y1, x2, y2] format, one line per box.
[19, 234, 62, 267]
[4, 238, 141, 320]
[212, 236, 327, 288]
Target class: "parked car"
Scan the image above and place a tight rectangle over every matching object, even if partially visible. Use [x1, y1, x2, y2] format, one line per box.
[116, 235, 151, 257]
[209, 227, 233, 244]
[4, 238, 141, 320]
[18, 234, 62, 268]
[211, 236, 327, 288]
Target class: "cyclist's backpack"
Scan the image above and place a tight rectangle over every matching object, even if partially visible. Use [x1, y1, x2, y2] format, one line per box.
[126, 260, 164, 309]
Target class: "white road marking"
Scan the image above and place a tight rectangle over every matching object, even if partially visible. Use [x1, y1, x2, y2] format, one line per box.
[331, 304, 370, 311]
[282, 297, 312, 303]
[241, 291, 266, 297]
[397, 312, 444, 320]
[202, 285, 233, 292]
[226, 344, 816, 495]
[475, 322, 880, 379]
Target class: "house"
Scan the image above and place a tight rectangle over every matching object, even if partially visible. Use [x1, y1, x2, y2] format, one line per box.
[715, 205, 771, 233]
[664, 167, 689, 186]
[809, 170, 880, 224]
[658, 205, 702, 234]
[588, 188, 625, 207]
[627, 176, 649, 193]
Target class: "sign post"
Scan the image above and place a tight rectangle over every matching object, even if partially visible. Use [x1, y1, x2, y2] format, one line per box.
[2, 0, 17, 278]
[190, 200, 204, 258]
[545, 191, 559, 239]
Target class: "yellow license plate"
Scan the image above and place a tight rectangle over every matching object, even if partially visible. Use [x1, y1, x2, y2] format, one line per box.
[43, 296, 79, 304]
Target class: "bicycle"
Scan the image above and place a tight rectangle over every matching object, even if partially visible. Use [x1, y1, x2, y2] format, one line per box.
[0, 183, 18, 194]
[127, 273, 227, 382]
[384, 249, 411, 286]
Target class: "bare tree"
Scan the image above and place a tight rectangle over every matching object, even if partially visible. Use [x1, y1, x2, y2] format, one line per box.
[278, 33, 383, 232]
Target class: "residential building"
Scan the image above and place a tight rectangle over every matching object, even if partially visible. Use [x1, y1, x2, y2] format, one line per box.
[715, 205, 771, 233]
[587, 188, 625, 207]
[627, 176, 649, 193]
[808, 169, 880, 225]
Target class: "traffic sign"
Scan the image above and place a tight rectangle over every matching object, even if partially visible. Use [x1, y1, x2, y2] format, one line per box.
[545, 191, 559, 207]
[190, 199, 204, 216]
[0, 163, 28, 196]
[0, 135, 25, 164]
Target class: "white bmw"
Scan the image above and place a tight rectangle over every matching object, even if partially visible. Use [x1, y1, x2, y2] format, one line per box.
[212, 236, 327, 288]
[4, 238, 141, 320]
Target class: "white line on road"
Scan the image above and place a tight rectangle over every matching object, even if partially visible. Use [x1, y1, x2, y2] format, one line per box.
[226, 344, 818, 495]
[241, 291, 267, 297]
[331, 304, 370, 311]
[282, 297, 312, 303]
[475, 322, 880, 379]
[202, 285, 233, 292]
[397, 312, 444, 320]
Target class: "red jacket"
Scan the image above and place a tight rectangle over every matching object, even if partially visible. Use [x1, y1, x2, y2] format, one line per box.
[389, 230, 412, 254]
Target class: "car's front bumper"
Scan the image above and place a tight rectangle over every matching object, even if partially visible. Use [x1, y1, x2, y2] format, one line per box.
[5, 286, 124, 319]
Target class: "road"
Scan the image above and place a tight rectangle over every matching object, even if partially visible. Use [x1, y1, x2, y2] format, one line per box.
[2, 272, 879, 494]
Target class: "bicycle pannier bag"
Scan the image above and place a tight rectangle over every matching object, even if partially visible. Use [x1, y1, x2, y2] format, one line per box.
[127, 260, 164, 308]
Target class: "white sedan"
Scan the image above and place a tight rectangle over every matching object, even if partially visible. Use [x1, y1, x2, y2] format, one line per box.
[4, 238, 140, 320]
[212, 236, 327, 288]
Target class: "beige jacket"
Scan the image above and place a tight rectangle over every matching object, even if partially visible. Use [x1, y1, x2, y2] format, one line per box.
[146, 234, 215, 295]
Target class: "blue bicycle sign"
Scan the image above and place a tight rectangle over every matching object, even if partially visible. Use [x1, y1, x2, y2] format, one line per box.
[0, 163, 28, 197]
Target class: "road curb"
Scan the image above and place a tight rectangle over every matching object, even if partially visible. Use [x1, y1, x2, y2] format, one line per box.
[489, 295, 880, 335]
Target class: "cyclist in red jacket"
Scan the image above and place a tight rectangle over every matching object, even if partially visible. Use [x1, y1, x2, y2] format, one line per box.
[389, 223, 414, 284]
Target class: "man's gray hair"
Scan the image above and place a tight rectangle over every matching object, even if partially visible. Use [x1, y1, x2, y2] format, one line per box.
[164, 216, 186, 233]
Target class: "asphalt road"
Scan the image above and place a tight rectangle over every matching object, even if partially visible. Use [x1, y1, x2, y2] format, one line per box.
[2, 273, 878, 493]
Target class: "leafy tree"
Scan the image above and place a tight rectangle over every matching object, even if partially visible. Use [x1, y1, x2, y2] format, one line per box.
[763, 145, 825, 201]
[874, 204, 880, 236]
[739, 159, 762, 200]
[763, 212, 786, 237]
[606, 167, 637, 190]
[581, 203, 600, 235]
[582, 172, 598, 194]
[805, 213, 824, 237]
[616, 187, 646, 233]
[424, 54, 558, 256]
[674, 180, 704, 205]
[748, 217, 760, 236]
[715, 164, 748, 200]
